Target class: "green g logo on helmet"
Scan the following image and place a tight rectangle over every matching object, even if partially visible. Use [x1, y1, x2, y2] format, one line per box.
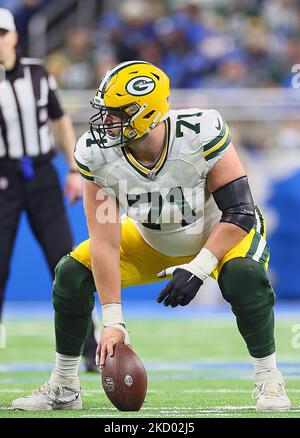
[126, 76, 156, 96]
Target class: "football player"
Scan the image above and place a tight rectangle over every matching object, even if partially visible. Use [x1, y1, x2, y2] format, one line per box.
[12, 61, 291, 412]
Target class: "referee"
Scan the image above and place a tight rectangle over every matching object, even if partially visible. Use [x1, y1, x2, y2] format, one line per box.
[0, 8, 98, 371]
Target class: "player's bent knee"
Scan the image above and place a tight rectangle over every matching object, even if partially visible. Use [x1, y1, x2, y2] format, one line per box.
[53, 255, 95, 316]
[218, 257, 275, 310]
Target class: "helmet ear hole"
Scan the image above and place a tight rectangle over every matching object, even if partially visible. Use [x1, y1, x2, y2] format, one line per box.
[143, 110, 155, 119]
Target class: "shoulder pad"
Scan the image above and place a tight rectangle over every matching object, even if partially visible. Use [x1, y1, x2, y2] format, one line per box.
[200, 109, 231, 161]
[74, 132, 95, 182]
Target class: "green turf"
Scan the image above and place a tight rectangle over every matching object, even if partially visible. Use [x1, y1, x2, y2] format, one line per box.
[0, 317, 299, 418]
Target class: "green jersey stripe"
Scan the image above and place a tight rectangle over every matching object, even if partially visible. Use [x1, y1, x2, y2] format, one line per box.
[204, 132, 231, 161]
[121, 148, 148, 178]
[74, 156, 92, 173]
[246, 231, 261, 258]
[78, 169, 94, 181]
[260, 244, 270, 263]
[203, 123, 226, 152]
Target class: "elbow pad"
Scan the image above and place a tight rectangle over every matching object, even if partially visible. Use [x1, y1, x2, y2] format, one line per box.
[212, 176, 255, 233]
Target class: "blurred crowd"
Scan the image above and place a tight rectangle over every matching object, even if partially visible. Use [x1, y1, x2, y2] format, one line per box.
[1, 0, 300, 89]
[44, 0, 300, 90]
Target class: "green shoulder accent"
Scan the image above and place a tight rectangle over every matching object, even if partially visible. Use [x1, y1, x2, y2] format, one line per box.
[203, 123, 226, 152]
[77, 168, 95, 182]
[205, 130, 231, 161]
[74, 155, 91, 173]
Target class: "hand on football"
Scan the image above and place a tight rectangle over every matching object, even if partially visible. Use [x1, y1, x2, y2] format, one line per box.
[96, 326, 126, 369]
[156, 268, 203, 307]
[96, 327, 125, 369]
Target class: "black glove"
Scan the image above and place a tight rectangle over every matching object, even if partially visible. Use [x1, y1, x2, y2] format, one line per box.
[156, 268, 203, 307]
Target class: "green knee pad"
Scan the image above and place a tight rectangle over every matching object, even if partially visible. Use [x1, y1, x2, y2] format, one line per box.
[218, 258, 276, 358]
[53, 255, 96, 356]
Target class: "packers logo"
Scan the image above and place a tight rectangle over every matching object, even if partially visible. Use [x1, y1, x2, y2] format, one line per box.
[126, 76, 155, 96]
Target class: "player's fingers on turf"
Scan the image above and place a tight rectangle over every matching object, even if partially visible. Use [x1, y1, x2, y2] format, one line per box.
[157, 280, 174, 303]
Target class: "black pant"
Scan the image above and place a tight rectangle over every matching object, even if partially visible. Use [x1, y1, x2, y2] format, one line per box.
[0, 157, 73, 318]
[0, 157, 97, 357]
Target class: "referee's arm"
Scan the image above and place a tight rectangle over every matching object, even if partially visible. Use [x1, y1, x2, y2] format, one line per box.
[48, 74, 83, 204]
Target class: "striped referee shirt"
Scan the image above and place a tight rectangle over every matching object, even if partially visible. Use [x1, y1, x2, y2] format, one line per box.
[0, 57, 64, 159]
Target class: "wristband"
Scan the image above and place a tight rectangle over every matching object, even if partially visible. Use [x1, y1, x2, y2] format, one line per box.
[102, 304, 130, 345]
[102, 303, 125, 326]
[187, 248, 219, 281]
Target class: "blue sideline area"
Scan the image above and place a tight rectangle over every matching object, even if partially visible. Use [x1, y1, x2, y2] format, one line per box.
[3, 300, 300, 321]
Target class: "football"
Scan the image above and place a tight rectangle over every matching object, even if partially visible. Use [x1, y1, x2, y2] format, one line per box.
[101, 343, 148, 411]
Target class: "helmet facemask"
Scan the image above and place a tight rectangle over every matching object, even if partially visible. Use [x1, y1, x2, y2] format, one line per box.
[89, 99, 142, 149]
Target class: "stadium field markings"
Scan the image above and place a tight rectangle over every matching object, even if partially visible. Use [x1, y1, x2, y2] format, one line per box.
[4, 388, 300, 397]
[2, 388, 300, 395]
[4, 373, 300, 382]
[1, 371, 300, 384]
[1, 361, 300, 372]
[2, 406, 300, 415]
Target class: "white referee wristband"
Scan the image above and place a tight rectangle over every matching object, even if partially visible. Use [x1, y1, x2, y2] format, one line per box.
[187, 248, 219, 281]
[102, 303, 125, 326]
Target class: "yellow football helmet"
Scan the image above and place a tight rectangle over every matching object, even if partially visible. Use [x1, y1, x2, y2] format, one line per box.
[89, 60, 170, 148]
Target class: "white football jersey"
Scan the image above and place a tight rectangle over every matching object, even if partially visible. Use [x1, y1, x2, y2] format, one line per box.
[75, 108, 231, 256]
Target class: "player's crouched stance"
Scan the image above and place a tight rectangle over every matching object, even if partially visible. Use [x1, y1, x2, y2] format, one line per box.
[12, 61, 291, 412]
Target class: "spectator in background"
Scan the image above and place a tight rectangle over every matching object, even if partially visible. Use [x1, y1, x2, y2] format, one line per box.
[200, 52, 249, 89]
[0, 8, 98, 370]
[10, 0, 50, 54]
[94, 0, 300, 89]
[281, 36, 300, 87]
[0, 0, 22, 14]
[46, 26, 96, 89]
[135, 38, 185, 88]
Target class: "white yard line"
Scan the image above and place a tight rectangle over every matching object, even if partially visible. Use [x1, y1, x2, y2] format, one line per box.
[2, 388, 300, 394]
[2, 405, 300, 415]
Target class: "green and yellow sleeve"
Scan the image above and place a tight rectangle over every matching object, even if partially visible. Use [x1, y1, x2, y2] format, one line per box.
[74, 155, 95, 182]
[203, 122, 231, 161]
